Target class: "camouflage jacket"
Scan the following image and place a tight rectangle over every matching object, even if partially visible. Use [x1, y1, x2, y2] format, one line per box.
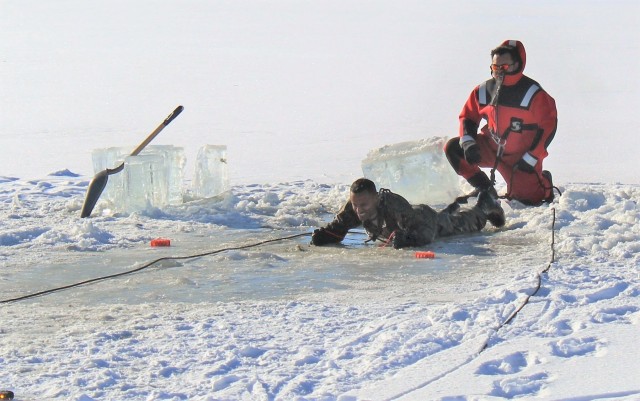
[323, 189, 487, 246]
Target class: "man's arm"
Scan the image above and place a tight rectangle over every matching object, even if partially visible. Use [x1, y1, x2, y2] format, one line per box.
[311, 201, 361, 246]
[459, 87, 484, 164]
[529, 92, 557, 162]
[516, 92, 557, 172]
[459, 86, 483, 141]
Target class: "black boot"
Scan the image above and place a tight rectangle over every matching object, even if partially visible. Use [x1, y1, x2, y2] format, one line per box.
[456, 172, 497, 205]
[478, 189, 505, 228]
[468, 172, 493, 191]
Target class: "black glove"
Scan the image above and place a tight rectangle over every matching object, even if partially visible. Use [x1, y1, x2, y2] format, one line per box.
[515, 153, 537, 173]
[462, 140, 481, 164]
[311, 228, 341, 246]
[392, 230, 411, 249]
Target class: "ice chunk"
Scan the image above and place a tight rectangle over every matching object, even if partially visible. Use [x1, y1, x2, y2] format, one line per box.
[146, 145, 186, 205]
[91, 145, 186, 212]
[91, 146, 125, 174]
[361, 137, 461, 206]
[91, 146, 129, 204]
[193, 145, 230, 198]
[124, 153, 167, 212]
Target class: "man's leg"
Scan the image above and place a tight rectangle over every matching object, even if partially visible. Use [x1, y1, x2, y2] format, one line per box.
[436, 206, 488, 238]
[444, 137, 481, 181]
[498, 164, 553, 205]
[444, 136, 496, 193]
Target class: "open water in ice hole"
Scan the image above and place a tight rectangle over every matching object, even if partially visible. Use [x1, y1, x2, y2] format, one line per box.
[5, 228, 518, 306]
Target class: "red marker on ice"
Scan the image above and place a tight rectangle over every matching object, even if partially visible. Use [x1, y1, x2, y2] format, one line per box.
[415, 251, 435, 259]
[150, 238, 171, 247]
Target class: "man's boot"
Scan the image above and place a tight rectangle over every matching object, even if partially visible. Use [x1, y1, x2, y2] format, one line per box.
[477, 189, 505, 228]
[468, 172, 493, 194]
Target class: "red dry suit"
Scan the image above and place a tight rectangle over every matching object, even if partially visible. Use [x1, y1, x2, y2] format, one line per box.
[448, 40, 557, 204]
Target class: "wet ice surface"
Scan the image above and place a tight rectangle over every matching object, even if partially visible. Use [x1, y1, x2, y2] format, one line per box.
[6, 220, 542, 307]
[2, 174, 547, 309]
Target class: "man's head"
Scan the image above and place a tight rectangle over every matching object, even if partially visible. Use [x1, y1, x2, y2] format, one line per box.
[489, 40, 526, 84]
[349, 178, 379, 222]
[490, 45, 520, 81]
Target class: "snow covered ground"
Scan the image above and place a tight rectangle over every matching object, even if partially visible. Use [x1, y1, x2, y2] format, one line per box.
[1, 176, 639, 400]
[1, 0, 639, 400]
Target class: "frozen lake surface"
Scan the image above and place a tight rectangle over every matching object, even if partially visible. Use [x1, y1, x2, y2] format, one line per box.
[9, 229, 537, 306]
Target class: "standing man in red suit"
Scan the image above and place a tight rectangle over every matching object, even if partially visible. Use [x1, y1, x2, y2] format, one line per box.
[444, 39, 557, 205]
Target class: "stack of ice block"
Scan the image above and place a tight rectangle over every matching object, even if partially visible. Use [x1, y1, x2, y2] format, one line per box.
[91, 145, 186, 213]
[91, 144, 229, 213]
[361, 136, 461, 206]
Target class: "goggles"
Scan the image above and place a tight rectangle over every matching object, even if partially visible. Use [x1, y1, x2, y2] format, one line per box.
[490, 63, 514, 72]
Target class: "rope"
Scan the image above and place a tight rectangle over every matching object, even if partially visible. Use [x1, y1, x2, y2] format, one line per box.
[1, 232, 311, 305]
[478, 207, 556, 353]
[379, 230, 397, 248]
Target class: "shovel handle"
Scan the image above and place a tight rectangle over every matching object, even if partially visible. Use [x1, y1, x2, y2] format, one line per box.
[131, 105, 184, 156]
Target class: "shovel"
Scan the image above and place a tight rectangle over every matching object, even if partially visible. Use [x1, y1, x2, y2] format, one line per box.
[80, 105, 184, 218]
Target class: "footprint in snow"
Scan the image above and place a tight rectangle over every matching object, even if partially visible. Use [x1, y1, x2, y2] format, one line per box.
[591, 305, 639, 324]
[549, 336, 605, 358]
[538, 319, 575, 338]
[490, 372, 550, 398]
[583, 282, 629, 304]
[239, 345, 267, 358]
[476, 351, 537, 376]
[295, 354, 321, 366]
[213, 374, 241, 391]
[205, 357, 241, 377]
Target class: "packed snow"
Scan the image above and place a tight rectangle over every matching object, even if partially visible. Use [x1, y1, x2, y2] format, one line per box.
[1, 0, 639, 400]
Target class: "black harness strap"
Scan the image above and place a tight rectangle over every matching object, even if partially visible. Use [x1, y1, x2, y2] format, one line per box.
[364, 188, 392, 243]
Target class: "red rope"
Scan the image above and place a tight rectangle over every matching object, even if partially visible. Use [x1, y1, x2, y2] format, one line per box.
[379, 230, 397, 248]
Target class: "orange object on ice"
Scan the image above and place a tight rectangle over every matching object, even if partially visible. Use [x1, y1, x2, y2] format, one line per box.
[150, 238, 171, 247]
[415, 251, 435, 259]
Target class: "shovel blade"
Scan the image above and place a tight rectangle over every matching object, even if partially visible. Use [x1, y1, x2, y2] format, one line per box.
[80, 170, 110, 218]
